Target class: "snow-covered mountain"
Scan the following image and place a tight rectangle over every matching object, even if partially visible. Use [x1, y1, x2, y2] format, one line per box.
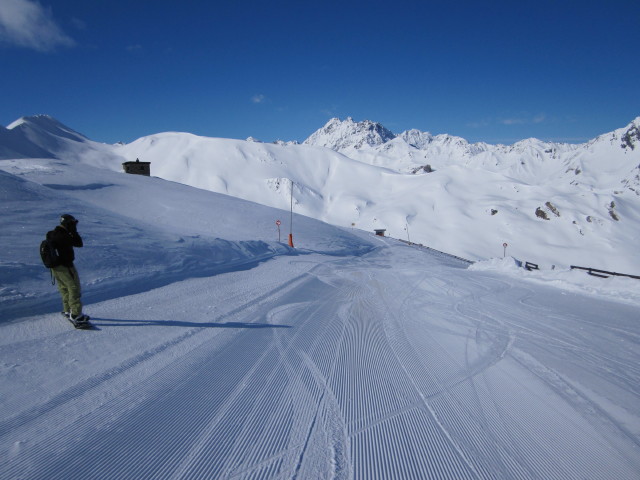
[0, 124, 52, 159]
[303, 117, 396, 150]
[304, 117, 640, 180]
[2, 114, 640, 273]
[3, 143, 640, 479]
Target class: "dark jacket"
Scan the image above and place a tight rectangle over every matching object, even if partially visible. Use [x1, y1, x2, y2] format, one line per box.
[48, 225, 83, 266]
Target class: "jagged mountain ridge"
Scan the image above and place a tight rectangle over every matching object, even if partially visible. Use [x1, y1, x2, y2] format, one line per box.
[2, 114, 640, 272]
[304, 117, 640, 182]
[303, 117, 396, 151]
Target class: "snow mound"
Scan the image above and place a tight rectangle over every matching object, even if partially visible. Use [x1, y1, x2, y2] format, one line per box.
[470, 256, 640, 306]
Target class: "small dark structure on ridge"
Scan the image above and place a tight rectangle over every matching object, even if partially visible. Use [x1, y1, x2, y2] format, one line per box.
[374, 229, 386, 236]
[122, 158, 151, 176]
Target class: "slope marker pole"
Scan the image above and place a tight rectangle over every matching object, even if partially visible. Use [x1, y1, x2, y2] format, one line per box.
[289, 179, 294, 247]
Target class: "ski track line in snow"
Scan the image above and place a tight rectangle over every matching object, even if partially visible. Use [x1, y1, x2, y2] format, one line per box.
[510, 348, 640, 461]
[457, 277, 640, 439]
[168, 323, 299, 479]
[443, 272, 640, 478]
[267, 270, 358, 479]
[212, 268, 364, 479]
[363, 273, 483, 479]
[304, 255, 478, 479]
[197, 292, 339, 479]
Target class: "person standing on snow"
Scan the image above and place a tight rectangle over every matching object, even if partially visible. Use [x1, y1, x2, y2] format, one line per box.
[49, 214, 88, 323]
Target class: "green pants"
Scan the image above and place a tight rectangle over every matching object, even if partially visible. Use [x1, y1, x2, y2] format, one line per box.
[52, 264, 82, 316]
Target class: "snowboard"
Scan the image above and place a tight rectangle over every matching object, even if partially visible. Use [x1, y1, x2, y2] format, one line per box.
[63, 312, 93, 329]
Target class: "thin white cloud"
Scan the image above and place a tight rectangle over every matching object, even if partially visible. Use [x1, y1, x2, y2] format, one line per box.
[251, 94, 266, 104]
[320, 105, 339, 117]
[501, 117, 526, 125]
[70, 17, 86, 31]
[467, 119, 490, 129]
[532, 113, 546, 124]
[0, 0, 74, 51]
[500, 113, 547, 126]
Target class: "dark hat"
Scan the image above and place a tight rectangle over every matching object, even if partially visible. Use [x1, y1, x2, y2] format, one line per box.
[60, 214, 78, 226]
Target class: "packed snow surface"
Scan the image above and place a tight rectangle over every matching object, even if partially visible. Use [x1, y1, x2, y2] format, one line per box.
[1, 157, 640, 479]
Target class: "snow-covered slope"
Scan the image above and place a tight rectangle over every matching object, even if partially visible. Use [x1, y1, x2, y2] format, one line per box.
[0, 123, 52, 159]
[2, 115, 640, 274]
[1, 153, 640, 479]
[0, 157, 372, 322]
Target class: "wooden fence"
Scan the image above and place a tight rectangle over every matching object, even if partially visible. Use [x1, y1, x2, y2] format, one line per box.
[570, 265, 640, 280]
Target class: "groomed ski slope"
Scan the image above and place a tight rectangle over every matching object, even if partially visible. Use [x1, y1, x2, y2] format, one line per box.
[2, 238, 640, 479]
[1, 157, 640, 479]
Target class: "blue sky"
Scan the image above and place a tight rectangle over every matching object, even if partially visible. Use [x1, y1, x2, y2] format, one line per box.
[1, 0, 639, 145]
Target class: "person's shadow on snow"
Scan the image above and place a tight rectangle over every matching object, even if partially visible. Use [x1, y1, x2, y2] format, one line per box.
[90, 318, 291, 329]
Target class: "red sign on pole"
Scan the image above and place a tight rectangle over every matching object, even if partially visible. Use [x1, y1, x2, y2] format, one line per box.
[276, 220, 281, 226]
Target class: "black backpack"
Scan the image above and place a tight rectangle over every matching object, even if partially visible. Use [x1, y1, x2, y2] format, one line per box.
[40, 231, 61, 268]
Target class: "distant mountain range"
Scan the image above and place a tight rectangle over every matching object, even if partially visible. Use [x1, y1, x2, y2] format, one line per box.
[305, 117, 640, 182]
[2, 114, 640, 272]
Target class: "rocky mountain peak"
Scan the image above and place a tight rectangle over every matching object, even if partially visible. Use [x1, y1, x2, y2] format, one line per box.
[398, 129, 434, 149]
[304, 117, 396, 151]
